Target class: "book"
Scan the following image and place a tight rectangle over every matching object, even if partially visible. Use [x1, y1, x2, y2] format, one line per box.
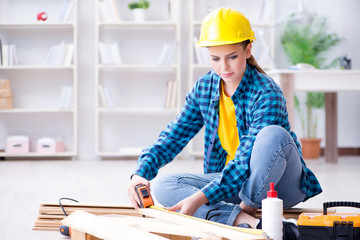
[158, 41, 177, 65]
[98, 84, 108, 108]
[164, 80, 177, 109]
[10, 44, 18, 65]
[0, 39, 3, 65]
[169, 81, 177, 109]
[102, 85, 114, 109]
[164, 80, 173, 109]
[193, 37, 209, 65]
[99, 0, 113, 22]
[59, 0, 74, 22]
[1, 44, 8, 67]
[59, 85, 72, 109]
[259, 0, 273, 23]
[46, 42, 73, 66]
[62, 43, 74, 66]
[99, 42, 121, 65]
[109, 43, 122, 64]
[108, 0, 121, 22]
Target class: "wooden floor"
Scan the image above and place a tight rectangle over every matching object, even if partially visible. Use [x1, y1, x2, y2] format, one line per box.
[0, 156, 359, 240]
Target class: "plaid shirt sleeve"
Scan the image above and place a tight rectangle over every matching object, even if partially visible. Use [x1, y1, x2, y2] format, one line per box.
[133, 81, 204, 181]
[201, 78, 290, 204]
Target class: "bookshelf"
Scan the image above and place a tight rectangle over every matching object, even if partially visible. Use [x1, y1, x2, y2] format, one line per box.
[95, 0, 181, 159]
[0, 0, 77, 158]
[186, 0, 275, 157]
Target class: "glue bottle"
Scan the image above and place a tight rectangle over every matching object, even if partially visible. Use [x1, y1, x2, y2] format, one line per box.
[262, 182, 283, 240]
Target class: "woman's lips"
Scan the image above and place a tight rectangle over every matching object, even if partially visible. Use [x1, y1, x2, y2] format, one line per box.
[222, 73, 234, 78]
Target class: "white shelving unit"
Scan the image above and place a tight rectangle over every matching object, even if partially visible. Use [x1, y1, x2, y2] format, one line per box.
[95, 0, 181, 159]
[0, 0, 77, 158]
[187, 0, 274, 157]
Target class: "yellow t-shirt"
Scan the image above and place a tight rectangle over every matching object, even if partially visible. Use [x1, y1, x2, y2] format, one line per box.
[218, 81, 240, 165]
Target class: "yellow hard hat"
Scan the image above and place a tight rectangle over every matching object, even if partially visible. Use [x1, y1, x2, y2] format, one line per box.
[197, 7, 256, 47]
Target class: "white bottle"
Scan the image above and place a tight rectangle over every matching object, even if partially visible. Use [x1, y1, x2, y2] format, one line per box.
[262, 182, 283, 240]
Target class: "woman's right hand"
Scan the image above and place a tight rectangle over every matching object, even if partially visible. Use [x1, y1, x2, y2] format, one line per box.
[127, 174, 150, 209]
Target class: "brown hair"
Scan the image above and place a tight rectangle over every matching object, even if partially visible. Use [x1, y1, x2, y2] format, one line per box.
[240, 40, 267, 75]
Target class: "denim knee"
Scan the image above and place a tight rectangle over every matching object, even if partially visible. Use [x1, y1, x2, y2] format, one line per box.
[257, 125, 291, 145]
[152, 173, 179, 207]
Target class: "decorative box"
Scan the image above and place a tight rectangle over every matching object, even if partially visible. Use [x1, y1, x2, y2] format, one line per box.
[37, 137, 65, 154]
[6, 135, 30, 154]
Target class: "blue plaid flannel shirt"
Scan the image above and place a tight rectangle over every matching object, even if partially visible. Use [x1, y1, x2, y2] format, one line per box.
[133, 64, 322, 205]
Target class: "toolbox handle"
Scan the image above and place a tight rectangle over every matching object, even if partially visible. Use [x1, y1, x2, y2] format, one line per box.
[323, 201, 360, 215]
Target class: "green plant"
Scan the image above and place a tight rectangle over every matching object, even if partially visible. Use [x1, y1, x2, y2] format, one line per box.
[128, 0, 150, 10]
[281, 14, 342, 138]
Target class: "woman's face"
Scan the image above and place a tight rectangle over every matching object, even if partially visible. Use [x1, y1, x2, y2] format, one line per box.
[208, 43, 252, 85]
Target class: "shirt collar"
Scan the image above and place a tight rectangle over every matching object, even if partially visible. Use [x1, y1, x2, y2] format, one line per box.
[211, 64, 253, 102]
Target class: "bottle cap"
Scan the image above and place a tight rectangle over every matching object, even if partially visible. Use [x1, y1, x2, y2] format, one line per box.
[267, 182, 277, 198]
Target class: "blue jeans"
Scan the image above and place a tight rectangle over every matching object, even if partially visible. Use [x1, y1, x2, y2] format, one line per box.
[152, 125, 307, 226]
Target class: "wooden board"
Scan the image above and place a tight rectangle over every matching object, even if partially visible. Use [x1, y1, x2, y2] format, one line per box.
[33, 202, 141, 231]
[63, 210, 265, 240]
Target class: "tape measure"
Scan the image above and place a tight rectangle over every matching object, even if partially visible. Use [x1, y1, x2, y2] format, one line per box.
[135, 184, 154, 208]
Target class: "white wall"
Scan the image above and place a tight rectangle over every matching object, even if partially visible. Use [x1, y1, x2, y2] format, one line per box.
[274, 0, 360, 147]
[76, 0, 360, 160]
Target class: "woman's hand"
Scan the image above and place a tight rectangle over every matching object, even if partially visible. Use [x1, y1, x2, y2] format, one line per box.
[167, 191, 209, 216]
[127, 174, 150, 209]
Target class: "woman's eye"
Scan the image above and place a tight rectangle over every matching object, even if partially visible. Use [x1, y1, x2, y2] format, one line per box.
[212, 57, 220, 62]
[229, 55, 238, 60]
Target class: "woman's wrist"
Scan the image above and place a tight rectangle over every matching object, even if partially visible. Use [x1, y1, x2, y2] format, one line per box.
[193, 190, 209, 208]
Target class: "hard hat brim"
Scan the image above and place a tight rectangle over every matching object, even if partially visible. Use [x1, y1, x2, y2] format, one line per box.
[197, 38, 256, 47]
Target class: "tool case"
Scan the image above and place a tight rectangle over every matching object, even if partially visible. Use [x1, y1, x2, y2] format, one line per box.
[297, 201, 360, 240]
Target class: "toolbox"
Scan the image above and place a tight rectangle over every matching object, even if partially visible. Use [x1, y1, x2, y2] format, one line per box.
[298, 201, 360, 240]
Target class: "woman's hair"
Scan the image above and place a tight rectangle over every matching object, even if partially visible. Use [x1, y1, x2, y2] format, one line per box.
[240, 40, 267, 75]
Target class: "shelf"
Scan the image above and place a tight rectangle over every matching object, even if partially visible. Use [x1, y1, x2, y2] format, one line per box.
[95, 0, 181, 158]
[99, 108, 177, 115]
[0, 151, 76, 157]
[0, 66, 74, 70]
[98, 147, 144, 157]
[0, 0, 78, 159]
[0, 22, 75, 28]
[0, 109, 74, 113]
[99, 21, 177, 27]
[99, 64, 178, 70]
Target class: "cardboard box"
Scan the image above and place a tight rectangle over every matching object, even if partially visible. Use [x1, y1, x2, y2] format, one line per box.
[0, 79, 10, 89]
[0, 98, 13, 109]
[37, 137, 65, 154]
[0, 89, 12, 98]
[6, 135, 30, 154]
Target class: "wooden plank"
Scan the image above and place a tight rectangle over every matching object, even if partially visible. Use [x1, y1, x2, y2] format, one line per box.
[38, 206, 141, 216]
[32, 227, 59, 231]
[63, 211, 170, 240]
[139, 206, 267, 240]
[33, 203, 142, 232]
[63, 211, 212, 239]
[40, 202, 134, 209]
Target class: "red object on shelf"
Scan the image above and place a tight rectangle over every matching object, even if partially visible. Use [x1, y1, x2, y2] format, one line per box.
[37, 12, 48, 21]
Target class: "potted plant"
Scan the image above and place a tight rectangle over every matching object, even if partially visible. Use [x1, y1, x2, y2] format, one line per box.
[128, 0, 150, 22]
[281, 14, 342, 159]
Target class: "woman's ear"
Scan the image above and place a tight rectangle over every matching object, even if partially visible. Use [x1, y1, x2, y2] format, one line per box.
[245, 43, 252, 59]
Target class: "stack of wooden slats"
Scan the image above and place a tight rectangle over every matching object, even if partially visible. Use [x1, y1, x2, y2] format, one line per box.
[33, 202, 141, 231]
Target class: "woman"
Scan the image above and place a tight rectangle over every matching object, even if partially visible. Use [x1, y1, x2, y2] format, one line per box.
[127, 7, 322, 233]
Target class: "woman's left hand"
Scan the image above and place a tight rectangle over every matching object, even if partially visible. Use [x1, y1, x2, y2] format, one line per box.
[167, 191, 209, 216]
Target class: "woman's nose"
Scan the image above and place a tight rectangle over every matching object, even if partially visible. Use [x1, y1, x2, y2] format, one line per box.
[220, 59, 229, 71]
